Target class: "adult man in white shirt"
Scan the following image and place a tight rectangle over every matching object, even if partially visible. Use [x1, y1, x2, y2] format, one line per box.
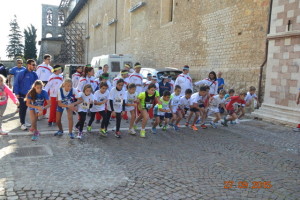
[174, 65, 193, 96]
[129, 63, 143, 94]
[36, 54, 53, 85]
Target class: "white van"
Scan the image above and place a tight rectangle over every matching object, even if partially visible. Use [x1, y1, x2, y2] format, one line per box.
[91, 54, 134, 78]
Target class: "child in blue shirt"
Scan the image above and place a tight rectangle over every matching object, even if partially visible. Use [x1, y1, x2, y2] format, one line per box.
[26, 80, 51, 141]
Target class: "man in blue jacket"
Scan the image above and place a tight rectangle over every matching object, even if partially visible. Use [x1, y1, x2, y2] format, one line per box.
[14, 59, 38, 130]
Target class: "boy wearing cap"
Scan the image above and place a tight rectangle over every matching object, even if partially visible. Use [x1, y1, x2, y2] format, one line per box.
[175, 65, 193, 96]
[129, 63, 144, 94]
[44, 65, 63, 126]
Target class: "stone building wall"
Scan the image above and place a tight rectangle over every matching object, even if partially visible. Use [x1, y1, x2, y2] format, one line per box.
[254, 0, 300, 126]
[66, 0, 270, 93]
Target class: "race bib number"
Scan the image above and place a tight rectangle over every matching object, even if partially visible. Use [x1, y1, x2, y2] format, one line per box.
[81, 102, 89, 109]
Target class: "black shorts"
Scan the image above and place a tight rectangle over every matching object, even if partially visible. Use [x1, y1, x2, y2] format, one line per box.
[155, 113, 172, 120]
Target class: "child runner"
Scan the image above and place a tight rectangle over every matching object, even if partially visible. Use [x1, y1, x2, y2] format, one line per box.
[56, 78, 82, 139]
[26, 80, 51, 141]
[72, 66, 83, 88]
[135, 83, 160, 137]
[76, 66, 94, 92]
[236, 86, 258, 123]
[100, 73, 112, 91]
[107, 79, 126, 138]
[113, 70, 129, 90]
[179, 89, 193, 121]
[76, 84, 94, 139]
[87, 82, 109, 136]
[0, 75, 19, 135]
[125, 83, 139, 135]
[44, 65, 63, 126]
[208, 89, 226, 128]
[222, 91, 247, 127]
[152, 90, 172, 134]
[187, 85, 208, 131]
[169, 85, 182, 131]
[144, 76, 159, 92]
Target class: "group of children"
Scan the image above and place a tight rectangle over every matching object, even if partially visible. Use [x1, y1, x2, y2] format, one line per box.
[0, 62, 262, 140]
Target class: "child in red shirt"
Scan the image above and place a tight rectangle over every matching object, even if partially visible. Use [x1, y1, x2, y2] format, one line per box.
[222, 91, 247, 127]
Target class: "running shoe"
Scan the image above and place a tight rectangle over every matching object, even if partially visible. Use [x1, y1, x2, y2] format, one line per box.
[129, 129, 136, 135]
[235, 119, 240, 124]
[115, 131, 121, 138]
[31, 131, 39, 141]
[191, 125, 198, 131]
[54, 130, 63, 136]
[0, 129, 8, 135]
[87, 126, 92, 133]
[185, 122, 189, 127]
[200, 124, 208, 129]
[162, 125, 167, 131]
[21, 124, 27, 131]
[69, 132, 75, 139]
[174, 125, 179, 131]
[210, 122, 217, 128]
[77, 132, 83, 139]
[140, 130, 146, 138]
[100, 129, 108, 137]
[195, 119, 200, 124]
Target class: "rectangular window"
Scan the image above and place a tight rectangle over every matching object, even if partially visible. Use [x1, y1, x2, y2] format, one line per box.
[111, 62, 121, 72]
[161, 0, 174, 25]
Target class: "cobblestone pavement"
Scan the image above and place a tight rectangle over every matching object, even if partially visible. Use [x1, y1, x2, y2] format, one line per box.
[0, 100, 300, 199]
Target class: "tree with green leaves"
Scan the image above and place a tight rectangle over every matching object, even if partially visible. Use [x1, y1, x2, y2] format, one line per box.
[24, 25, 37, 60]
[6, 15, 24, 59]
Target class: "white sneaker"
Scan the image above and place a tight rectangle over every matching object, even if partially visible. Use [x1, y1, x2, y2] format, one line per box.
[21, 124, 28, 131]
[129, 129, 136, 135]
[235, 119, 240, 124]
[25, 123, 31, 127]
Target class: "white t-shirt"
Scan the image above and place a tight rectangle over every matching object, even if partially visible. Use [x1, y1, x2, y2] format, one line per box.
[108, 87, 126, 113]
[179, 96, 191, 109]
[245, 92, 257, 103]
[129, 72, 143, 93]
[190, 92, 206, 106]
[57, 88, 79, 101]
[77, 93, 94, 112]
[125, 91, 138, 111]
[36, 63, 53, 82]
[90, 90, 109, 112]
[170, 93, 182, 113]
[209, 95, 225, 108]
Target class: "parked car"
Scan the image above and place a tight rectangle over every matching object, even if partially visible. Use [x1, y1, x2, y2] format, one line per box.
[140, 67, 182, 82]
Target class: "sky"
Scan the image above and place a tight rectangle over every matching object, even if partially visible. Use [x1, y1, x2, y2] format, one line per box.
[0, 0, 61, 60]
